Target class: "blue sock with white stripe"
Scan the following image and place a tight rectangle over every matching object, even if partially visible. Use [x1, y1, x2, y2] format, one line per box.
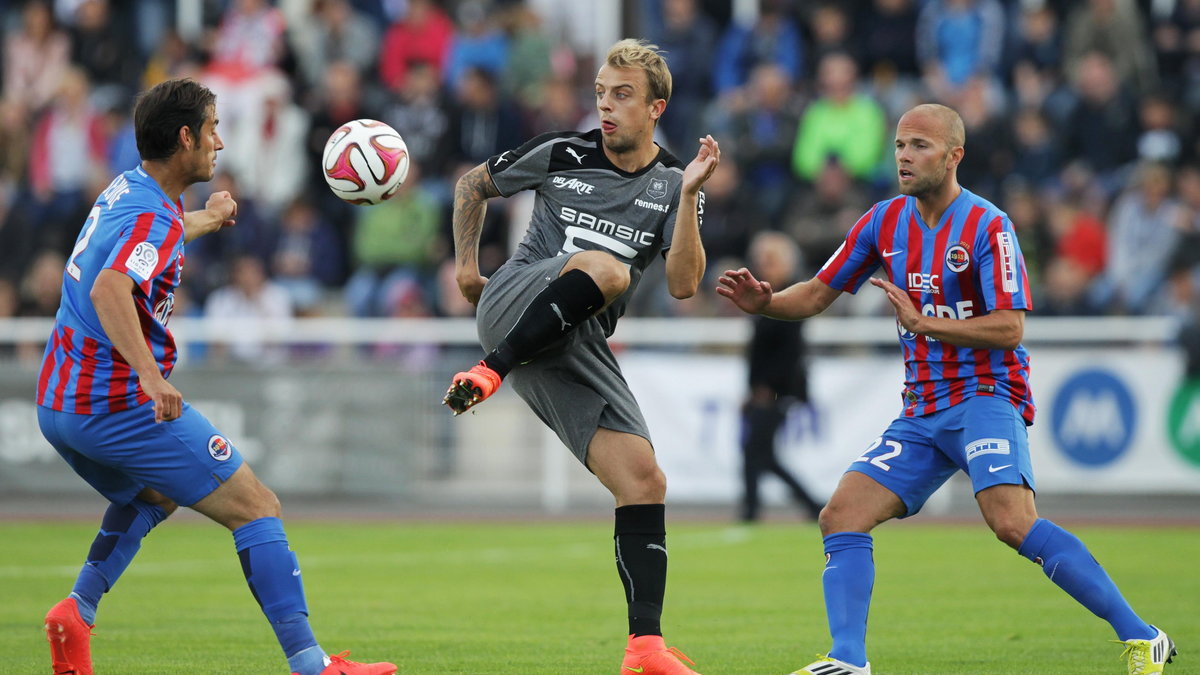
[70, 499, 168, 624]
[822, 532, 874, 668]
[233, 517, 325, 675]
[1018, 518, 1155, 640]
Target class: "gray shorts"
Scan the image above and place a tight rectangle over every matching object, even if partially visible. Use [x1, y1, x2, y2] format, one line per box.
[477, 256, 651, 465]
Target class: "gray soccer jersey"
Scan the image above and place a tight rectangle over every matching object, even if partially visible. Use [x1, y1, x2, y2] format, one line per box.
[486, 129, 702, 335]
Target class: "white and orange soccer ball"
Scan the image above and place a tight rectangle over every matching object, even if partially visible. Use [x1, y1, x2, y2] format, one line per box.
[321, 119, 410, 205]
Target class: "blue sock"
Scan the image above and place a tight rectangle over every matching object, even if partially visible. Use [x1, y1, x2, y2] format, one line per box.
[1018, 518, 1155, 641]
[70, 499, 168, 624]
[822, 532, 874, 668]
[233, 517, 325, 674]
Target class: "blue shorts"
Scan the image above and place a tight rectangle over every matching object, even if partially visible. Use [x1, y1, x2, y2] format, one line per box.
[38, 401, 244, 507]
[847, 395, 1034, 517]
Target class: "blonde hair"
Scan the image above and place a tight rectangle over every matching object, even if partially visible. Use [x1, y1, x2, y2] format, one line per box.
[605, 38, 672, 104]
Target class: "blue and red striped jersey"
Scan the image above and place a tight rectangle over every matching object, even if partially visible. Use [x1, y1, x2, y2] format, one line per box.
[37, 166, 186, 414]
[817, 188, 1036, 423]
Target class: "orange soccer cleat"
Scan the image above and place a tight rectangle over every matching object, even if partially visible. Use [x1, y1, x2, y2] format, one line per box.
[442, 361, 503, 415]
[621, 634, 702, 675]
[294, 650, 397, 675]
[44, 597, 94, 675]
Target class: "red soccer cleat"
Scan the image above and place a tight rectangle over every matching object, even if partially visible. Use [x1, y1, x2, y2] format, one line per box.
[293, 650, 397, 675]
[621, 634, 702, 674]
[442, 361, 503, 415]
[44, 597, 94, 675]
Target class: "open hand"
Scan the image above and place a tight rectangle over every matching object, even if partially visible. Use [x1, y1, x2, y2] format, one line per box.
[682, 135, 720, 195]
[716, 267, 772, 314]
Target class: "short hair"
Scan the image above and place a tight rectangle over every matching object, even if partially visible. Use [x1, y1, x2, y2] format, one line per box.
[133, 79, 216, 161]
[906, 103, 966, 150]
[605, 38, 672, 104]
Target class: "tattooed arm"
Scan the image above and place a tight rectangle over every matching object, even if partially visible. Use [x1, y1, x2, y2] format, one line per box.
[452, 162, 502, 305]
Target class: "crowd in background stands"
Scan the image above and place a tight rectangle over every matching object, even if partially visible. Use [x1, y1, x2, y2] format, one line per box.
[1, 0, 1200, 363]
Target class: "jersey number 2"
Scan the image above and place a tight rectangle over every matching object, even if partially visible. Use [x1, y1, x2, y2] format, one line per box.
[66, 205, 102, 282]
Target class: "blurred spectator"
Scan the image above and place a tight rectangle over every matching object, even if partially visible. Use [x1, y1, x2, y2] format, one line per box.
[738, 230, 822, 523]
[916, 0, 1005, 101]
[1164, 164, 1200, 319]
[1002, 182, 1053, 291]
[1136, 92, 1187, 165]
[1007, 5, 1062, 78]
[443, 0, 508, 91]
[28, 66, 108, 253]
[267, 196, 344, 316]
[955, 77, 1010, 200]
[522, 75, 585, 138]
[1150, 0, 1200, 108]
[650, 0, 718, 153]
[204, 253, 294, 365]
[0, 277, 19, 359]
[206, 0, 288, 80]
[727, 63, 801, 224]
[378, 0, 454, 93]
[3, 0, 70, 113]
[69, 0, 141, 104]
[381, 60, 451, 178]
[497, 1, 553, 109]
[446, 66, 524, 170]
[16, 248, 65, 318]
[858, 0, 919, 79]
[344, 162, 443, 317]
[792, 51, 886, 183]
[694, 160, 754, 263]
[1040, 190, 1108, 315]
[141, 27, 199, 88]
[1063, 0, 1156, 94]
[713, 0, 804, 97]
[805, 3, 860, 76]
[226, 71, 309, 216]
[289, 0, 380, 96]
[1060, 51, 1138, 187]
[787, 157, 870, 267]
[1090, 162, 1184, 314]
[1010, 106, 1062, 188]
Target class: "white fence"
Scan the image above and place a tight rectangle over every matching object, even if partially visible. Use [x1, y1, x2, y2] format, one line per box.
[2, 316, 1198, 513]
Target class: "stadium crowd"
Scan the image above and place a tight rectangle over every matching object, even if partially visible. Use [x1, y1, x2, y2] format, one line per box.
[1, 0, 1199, 349]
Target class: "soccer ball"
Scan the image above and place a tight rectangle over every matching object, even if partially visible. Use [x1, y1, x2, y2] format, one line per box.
[321, 119, 410, 205]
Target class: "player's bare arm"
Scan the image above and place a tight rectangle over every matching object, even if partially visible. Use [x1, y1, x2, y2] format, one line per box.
[90, 269, 182, 422]
[870, 276, 1024, 350]
[718, 268, 841, 320]
[452, 162, 502, 305]
[664, 135, 720, 298]
[182, 190, 237, 243]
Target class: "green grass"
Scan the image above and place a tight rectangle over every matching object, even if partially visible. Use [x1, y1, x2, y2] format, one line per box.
[2, 519, 1195, 674]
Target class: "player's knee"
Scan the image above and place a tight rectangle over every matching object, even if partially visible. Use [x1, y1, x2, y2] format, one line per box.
[622, 464, 666, 503]
[990, 520, 1029, 550]
[571, 252, 629, 298]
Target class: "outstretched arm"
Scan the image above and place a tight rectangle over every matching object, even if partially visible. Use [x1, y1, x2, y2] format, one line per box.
[452, 163, 502, 305]
[717, 268, 841, 320]
[182, 191, 237, 243]
[665, 135, 720, 299]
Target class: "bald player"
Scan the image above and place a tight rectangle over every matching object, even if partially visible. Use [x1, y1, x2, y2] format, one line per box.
[718, 104, 1174, 675]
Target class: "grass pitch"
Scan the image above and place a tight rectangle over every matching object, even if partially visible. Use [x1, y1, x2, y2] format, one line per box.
[2, 518, 1195, 674]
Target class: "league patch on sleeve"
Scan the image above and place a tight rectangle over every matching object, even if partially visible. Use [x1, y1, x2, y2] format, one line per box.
[126, 241, 159, 281]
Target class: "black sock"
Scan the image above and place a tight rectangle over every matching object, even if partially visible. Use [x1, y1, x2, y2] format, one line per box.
[614, 504, 667, 638]
[483, 269, 605, 377]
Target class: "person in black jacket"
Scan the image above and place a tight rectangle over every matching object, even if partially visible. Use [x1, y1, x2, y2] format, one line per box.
[739, 230, 824, 522]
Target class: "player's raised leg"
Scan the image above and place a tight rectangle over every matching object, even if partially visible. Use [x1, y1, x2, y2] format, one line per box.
[978, 484, 1176, 674]
[192, 463, 396, 675]
[586, 428, 701, 675]
[443, 252, 621, 414]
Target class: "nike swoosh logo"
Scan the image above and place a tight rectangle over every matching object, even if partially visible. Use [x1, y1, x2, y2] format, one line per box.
[624, 667, 645, 673]
[882, 249, 903, 258]
[988, 464, 1012, 473]
[292, 569, 302, 576]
